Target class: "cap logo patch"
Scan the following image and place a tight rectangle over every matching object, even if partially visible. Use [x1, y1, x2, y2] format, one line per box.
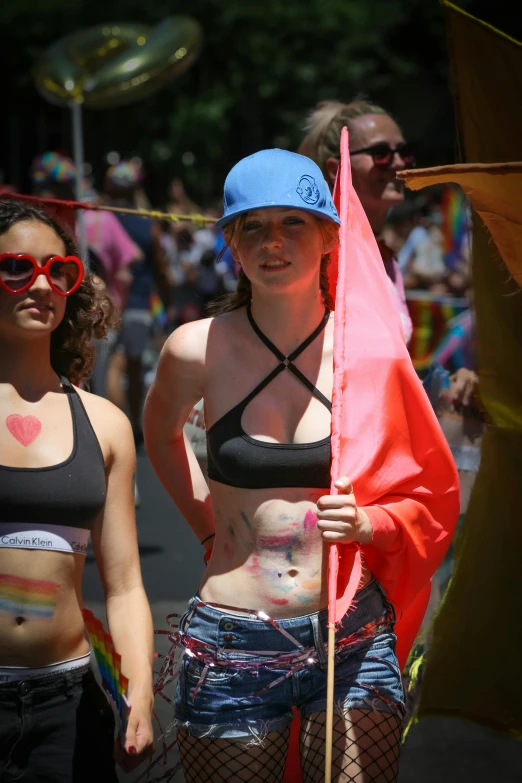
[296, 175, 320, 205]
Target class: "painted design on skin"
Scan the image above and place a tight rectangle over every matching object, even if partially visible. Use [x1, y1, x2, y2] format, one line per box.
[223, 524, 236, 558]
[6, 415, 42, 447]
[258, 531, 301, 566]
[243, 511, 320, 600]
[239, 511, 252, 532]
[297, 572, 322, 602]
[278, 513, 301, 528]
[244, 554, 262, 576]
[275, 582, 299, 594]
[0, 573, 59, 620]
[258, 533, 299, 549]
[244, 556, 288, 584]
[303, 510, 318, 532]
[302, 509, 318, 556]
[300, 579, 321, 592]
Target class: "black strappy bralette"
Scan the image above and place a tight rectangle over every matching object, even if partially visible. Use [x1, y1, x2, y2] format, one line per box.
[206, 305, 332, 489]
[0, 378, 106, 555]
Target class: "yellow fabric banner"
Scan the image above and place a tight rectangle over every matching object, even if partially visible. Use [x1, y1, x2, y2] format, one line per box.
[398, 162, 522, 431]
[396, 3, 522, 738]
[443, 1, 522, 163]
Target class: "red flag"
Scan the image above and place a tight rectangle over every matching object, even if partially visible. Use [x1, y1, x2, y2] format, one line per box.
[328, 128, 459, 651]
[283, 129, 459, 783]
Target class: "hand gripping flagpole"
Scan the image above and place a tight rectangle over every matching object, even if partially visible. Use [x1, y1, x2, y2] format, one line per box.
[325, 127, 363, 782]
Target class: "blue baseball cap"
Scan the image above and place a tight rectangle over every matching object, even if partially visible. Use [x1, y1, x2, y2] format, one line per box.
[217, 149, 340, 228]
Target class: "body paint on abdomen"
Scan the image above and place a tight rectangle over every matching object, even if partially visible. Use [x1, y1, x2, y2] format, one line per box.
[0, 573, 59, 619]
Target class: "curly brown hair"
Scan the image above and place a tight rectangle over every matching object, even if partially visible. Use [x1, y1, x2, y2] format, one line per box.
[0, 199, 119, 384]
[207, 213, 338, 316]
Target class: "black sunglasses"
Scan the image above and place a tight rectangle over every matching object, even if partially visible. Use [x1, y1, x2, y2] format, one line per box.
[350, 142, 416, 170]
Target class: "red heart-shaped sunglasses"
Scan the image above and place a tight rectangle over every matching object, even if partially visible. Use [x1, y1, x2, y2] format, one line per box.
[0, 254, 84, 296]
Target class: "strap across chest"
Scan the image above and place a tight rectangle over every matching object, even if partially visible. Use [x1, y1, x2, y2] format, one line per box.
[242, 304, 332, 412]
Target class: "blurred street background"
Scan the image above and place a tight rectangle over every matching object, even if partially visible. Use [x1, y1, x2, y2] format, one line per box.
[2, 0, 522, 780]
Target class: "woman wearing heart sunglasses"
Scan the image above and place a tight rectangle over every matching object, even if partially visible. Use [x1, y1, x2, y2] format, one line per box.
[298, 100, 414, 345]
[0, 199, 154, 782]
[0, 252, 85, 297]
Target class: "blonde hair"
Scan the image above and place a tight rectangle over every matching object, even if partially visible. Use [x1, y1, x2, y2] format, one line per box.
[207, 214, 338, 315]
[298, 99, 389, 181]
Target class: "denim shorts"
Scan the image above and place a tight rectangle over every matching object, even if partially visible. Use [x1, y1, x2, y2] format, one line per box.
[173, 579, 404, 740]
[0, 664, 117, 783]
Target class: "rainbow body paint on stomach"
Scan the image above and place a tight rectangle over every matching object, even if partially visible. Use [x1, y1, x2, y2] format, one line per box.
[0, 573, 59, 619]
[83, 608, 130, 740]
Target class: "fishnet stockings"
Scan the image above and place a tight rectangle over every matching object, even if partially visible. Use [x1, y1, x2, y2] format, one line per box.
[177, 726, 290, 782]
[300, 710, 402, 783]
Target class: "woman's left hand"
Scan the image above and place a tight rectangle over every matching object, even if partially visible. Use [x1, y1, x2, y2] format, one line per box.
[115, 698, 155, 773]
[316, 476, 373, 545]
[447, 367, 479, 408]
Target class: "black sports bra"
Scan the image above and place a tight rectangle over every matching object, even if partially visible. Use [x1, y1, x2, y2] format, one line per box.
[0, 378, 106, 555]
[206, 305, 332, 489]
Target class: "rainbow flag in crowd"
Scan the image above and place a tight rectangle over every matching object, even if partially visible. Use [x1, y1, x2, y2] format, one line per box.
[442, 186, 468, 270]
[150, 292, 168, 328]
[407, 293, 469, 372]
[432, 309, 474, 371]
[83, 608, 130, 739]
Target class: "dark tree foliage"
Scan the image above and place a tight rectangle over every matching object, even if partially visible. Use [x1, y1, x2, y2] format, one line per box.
[0, 0, 517, 204]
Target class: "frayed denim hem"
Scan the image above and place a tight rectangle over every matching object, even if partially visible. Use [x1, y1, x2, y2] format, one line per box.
[168, 715, 292, 744]
[301, 688, 405, 721]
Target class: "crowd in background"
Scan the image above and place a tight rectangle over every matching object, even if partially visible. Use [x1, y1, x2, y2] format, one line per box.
[0, 145, 475, 446]
[0, 120, 481, 780]
[1, 151, 238, 446]
[384, 189, 472, 298]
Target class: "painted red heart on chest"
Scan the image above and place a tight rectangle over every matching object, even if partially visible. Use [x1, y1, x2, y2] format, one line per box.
[6, 414, 42, 447]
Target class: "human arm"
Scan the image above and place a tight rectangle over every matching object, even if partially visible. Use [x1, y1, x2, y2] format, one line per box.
[143, 321, 215, 547]
[380, 250, 413, 345]
[150, 221, 173, 311]
[107, 212, 143, 310]
[90, 406, 154, 769]
[318, 458, 459, 553]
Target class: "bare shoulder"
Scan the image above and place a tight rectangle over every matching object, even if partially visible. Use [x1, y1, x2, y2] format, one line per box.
[162, 317, 213, 365]
[204, 308, 249, 354]
[150, 312, 246, 406]
[74, 388, 134, 461]
[159, 312, 246, 376]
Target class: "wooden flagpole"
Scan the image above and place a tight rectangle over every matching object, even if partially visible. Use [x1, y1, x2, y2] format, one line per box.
[324, 621, 336, 783]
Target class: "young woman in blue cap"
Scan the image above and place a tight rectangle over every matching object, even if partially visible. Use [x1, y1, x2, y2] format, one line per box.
[144, 150, 405, 782]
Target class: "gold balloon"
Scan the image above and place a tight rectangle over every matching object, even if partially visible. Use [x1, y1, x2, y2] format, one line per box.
[34, 17, 202, 109]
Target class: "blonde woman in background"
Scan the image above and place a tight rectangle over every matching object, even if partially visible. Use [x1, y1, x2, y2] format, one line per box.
[298, 100, 479, 406]
[298, 100, 414, 344]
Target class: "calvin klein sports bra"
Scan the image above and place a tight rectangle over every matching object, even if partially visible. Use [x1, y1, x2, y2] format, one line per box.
[0, 378, 106, 555]
[206, 305, 332, 489]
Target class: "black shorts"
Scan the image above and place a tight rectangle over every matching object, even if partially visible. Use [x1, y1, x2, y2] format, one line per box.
[0, 664, 117, 783]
